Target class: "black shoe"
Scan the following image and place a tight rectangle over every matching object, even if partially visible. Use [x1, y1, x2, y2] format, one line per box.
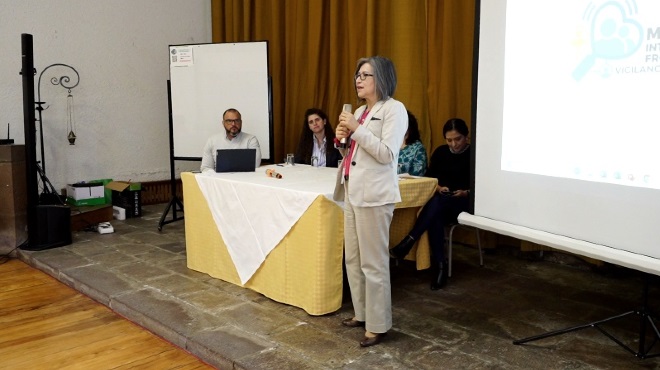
[359, 332, 387, 347]
[341, 318, 366, 328]
[430, 260, 448, 290]
[390, 235, 415, 260]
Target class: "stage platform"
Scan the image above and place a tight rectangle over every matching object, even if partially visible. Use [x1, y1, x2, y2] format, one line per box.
[14, 204, 659, 369]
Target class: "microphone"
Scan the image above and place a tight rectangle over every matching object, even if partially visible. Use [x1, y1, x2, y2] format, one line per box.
[340, 104, 352, 149]
[265, 169, 283, 179]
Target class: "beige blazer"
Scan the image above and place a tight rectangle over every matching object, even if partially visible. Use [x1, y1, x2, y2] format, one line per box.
[333, 98, 408, 206]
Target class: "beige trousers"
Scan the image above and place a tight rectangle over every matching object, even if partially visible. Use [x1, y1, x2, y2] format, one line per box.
[343, 181, 394, 334]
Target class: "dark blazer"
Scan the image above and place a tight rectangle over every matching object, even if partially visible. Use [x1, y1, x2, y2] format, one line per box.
[325, 147, 341, 167]
[294, 141, 341, 167]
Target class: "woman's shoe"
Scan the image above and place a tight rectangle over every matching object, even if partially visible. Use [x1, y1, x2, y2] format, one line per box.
[359, 332, 387, 347]
[341, 318, 365, 328]
[389, 235, 415, 259]
[430, 260, 448, 290]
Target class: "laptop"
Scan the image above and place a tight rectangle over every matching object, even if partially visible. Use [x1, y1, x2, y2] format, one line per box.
[215, 149, 257, 173]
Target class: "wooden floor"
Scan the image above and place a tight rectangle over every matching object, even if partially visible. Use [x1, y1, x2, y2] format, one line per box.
[0, 258, 213, 370]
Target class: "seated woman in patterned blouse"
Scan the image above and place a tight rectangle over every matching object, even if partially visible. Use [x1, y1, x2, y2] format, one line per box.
[397, 110, 427, 176]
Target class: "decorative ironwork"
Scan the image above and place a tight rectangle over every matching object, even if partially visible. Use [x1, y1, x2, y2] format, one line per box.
[34, 63, 80, 174]
[38, 63, 80, 101]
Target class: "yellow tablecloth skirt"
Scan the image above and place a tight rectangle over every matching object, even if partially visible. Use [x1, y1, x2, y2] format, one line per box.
[183, 172, 344, 315]
[183, 172, 437, 315]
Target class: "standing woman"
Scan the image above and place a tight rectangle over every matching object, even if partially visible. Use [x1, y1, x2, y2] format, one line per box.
[334, 56, 408, 347]
[294, 108, 341, 167]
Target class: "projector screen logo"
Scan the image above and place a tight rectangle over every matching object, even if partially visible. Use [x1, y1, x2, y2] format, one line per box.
[573, 0, 643, 80]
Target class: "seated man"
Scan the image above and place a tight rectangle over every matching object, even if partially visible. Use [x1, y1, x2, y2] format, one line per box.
[200, 108, 262, 173]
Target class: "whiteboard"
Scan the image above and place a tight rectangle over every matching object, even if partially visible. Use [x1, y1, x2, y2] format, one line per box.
[169, 42, 271, 160]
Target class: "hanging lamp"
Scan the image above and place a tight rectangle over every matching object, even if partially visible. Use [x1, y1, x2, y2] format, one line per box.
[66, 91, 76, 145]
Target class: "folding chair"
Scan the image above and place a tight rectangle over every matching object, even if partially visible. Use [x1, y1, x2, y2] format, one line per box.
[447, 223, 483, 277]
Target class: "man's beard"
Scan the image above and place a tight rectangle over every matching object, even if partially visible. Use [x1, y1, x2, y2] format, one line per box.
[226, 128, 241, 138]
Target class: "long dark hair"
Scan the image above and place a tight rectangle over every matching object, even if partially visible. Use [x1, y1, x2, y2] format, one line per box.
[405, 110, 421, 145]
[295, 108, 336, 165]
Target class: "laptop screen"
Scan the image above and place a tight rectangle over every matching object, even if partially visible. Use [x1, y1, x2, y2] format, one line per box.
[215, 149, 256, 173]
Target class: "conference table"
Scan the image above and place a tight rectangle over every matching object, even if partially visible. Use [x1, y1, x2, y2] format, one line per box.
[182, 165, 437, 315]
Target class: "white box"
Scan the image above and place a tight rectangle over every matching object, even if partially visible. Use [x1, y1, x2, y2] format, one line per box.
[97, 222, 114, 234]
[113, 206, 126, 220]
[66, 182, 106, 206]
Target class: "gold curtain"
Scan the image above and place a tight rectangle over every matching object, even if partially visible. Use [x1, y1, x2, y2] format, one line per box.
[211, 0, 475, 162]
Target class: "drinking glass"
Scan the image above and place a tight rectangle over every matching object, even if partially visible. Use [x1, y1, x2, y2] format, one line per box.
[286, 153, 295, 166]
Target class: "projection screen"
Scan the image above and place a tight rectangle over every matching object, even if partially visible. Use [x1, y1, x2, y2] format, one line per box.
[460, 0, 660, 275]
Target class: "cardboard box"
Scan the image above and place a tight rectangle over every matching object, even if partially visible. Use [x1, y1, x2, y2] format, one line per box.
[90, 178, 113, 204]
[66, 182, 106, 206]
[106, 181, 142, 218]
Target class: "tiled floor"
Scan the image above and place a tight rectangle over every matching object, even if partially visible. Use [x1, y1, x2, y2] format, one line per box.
[16, 204, 660, 369]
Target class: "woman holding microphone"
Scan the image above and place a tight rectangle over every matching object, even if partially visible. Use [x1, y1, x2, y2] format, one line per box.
[334, 56, 407, 347]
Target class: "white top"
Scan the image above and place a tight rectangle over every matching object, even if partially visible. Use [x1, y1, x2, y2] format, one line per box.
[200, 131, 262, 173]
[312, 136, 327, 167]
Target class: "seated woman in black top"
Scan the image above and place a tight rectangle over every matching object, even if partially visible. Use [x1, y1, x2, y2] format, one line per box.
[390, 118, 471, 290]
[294, 108, 341, 167]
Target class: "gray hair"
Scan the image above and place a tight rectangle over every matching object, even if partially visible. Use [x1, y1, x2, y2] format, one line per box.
[354, 56, 397, 101]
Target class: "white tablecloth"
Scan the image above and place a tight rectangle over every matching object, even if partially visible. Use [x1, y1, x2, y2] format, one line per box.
[195, 164, 337, 283]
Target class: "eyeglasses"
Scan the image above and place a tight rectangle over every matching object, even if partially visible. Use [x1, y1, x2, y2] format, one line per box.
[223, 119, 242, 125]
[355, 72, 374, 81]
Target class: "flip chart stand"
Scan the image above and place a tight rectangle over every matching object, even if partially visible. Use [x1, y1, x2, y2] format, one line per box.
[158, 80, 184, 231]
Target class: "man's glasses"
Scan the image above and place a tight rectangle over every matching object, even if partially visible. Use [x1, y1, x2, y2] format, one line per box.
[224, 119, 242, 125]
[355, 72, 374, 81]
